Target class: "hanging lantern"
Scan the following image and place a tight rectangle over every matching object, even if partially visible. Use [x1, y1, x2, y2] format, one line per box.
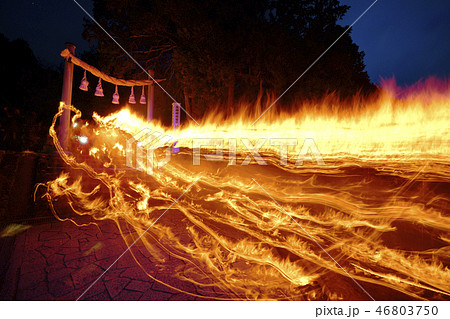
[79, 70, 89, 91]
[112, 85, 120, 104]
[128, 86, 136, 104]
[94, 78, 104, 97]
[139, 86, 146, 104]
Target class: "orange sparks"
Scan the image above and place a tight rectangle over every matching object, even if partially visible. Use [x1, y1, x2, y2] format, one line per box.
[42, 77, 450, 300]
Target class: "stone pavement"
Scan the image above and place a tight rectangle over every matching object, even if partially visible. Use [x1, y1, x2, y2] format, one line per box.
[0, 151, 219, 301]
[0, 218, 204, 300]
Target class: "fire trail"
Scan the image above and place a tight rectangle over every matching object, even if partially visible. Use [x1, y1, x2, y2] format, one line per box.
[42, 80, 450, 300]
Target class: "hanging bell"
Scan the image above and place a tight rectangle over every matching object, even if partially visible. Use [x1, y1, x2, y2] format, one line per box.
[139, 86, 146, 104]
[79, 70, 89, 91]
[128, 86, 136, 104]
[112, 85, 120, 104]
[94, 78, 104, 97]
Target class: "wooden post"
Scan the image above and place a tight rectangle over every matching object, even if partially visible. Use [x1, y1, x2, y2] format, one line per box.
[172, 102, 181, 153]
[183, 88, 192, 121]
[59, 42, 76, 150]
[147, 69, 155, 122]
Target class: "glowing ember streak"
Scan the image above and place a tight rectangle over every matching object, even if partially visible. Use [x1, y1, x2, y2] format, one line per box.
[41, 78, 450, 300]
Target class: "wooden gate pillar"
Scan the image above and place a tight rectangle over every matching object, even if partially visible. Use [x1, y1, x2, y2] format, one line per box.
[59, 42, 76, 150]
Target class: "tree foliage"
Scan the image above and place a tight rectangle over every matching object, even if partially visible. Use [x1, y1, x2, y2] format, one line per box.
[0, 34, 62, 151]
[84, 0, 375, 114]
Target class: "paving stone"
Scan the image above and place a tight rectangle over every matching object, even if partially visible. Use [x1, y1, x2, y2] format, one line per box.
[71, 264, 104, 290]
[63, 250, 92, 263]
[105, 277, 131, 299]
[76, 280, 107, 300]
[80, 240, 103, 253]
[50, 222, 64, 231]
[139, 289, 173, 301]
[24, 228, 42, 248]
[50, 221, 80, 233]
[169, 293, 196, 301]
[53, 246, 79, 256]
[24, 239, 43, 251]
[0, 242, 24, 299]
[79, 225, 102, 237]
[116, 252, 137, 269]
[95, 256, 118, 270]
[39, 231, 69, 241]
[103, 268, 125, 282]
[120, 266, 155, 282]
[47, 253, 65, 266]
[61, 239, 80, 248]
[16, 281, 48, 300]
[99, 222, 120, 234]
[65, 254, 96, 269]
[95, 243, 126, 261]
[83, 291, 111, 301]
[43, 238, 71, 249]
[18, 292, 55, 301]
[114, 289, 143, 301]
[102, 237, 127, 247]
[72, 231, 97, 240]
[30, 293, 55, 301]
[125, 280, 153, 292]
[18, 270, 46, 290]
[20, 260, 44, 275]
[151, 280, 178, 294]
[23, 249, 46, 263]
[1, 217, 203, 301]
[48, 275, 75, 298]
[78, 238, 89, 244]
[59, 288, 89, 301]
[35, 245, 56, 259]
[78, 238, 93, 251]
[96, 231, 118, 240]
[47, 266, 74, 282]
[70, 231, 93, 241]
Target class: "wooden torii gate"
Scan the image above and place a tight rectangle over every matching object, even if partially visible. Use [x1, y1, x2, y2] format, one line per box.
[58, 43, 164, 150]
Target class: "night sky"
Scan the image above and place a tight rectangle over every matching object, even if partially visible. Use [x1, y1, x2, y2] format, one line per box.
[339, 0, 450, 85]
[0, 0, 449, 86]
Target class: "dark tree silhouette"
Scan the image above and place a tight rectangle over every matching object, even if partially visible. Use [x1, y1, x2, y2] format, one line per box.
[83, 0, 375, 116]
[0, 34, 62, 151]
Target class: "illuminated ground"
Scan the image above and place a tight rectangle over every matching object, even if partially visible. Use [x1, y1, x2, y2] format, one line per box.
[1, 150, 448, 300]
[1, 84, 449, 300]
[0, 219, 200, 300]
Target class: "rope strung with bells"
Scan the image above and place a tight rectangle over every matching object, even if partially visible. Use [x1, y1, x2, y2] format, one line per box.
[61, 48, 164, 86]
[61, 48, 165, 104]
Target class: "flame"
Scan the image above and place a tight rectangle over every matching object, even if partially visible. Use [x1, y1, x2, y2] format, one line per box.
[41, 77, 450, 300]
